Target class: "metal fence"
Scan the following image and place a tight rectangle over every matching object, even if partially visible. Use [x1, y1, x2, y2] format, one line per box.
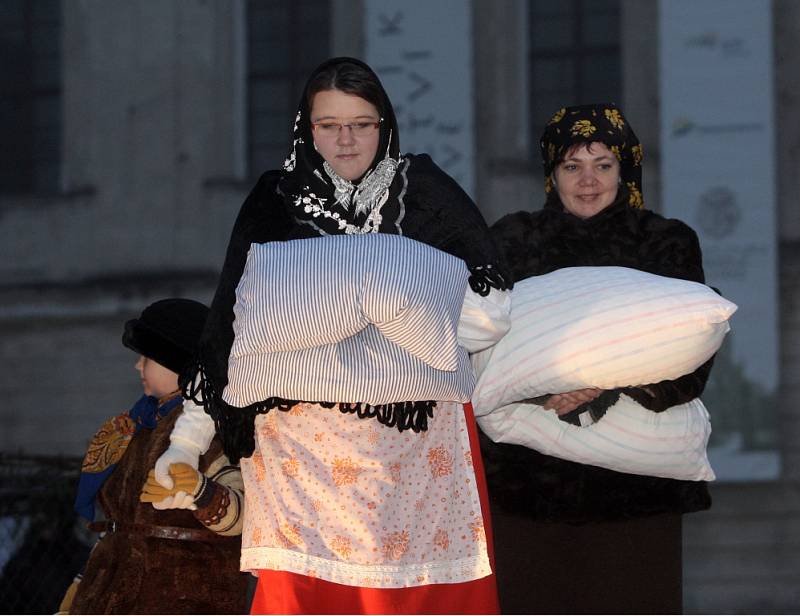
[0, 453, 92, 615]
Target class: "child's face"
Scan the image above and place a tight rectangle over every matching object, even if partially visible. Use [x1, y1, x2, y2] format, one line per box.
[135, 355, 179, 398]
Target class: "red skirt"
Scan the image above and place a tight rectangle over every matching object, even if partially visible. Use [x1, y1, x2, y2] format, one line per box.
[250, 403, 499, 615]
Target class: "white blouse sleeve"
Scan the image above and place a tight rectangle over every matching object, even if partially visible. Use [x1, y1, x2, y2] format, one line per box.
[457, 287, 512, 353]
[170, 398, 216, 454]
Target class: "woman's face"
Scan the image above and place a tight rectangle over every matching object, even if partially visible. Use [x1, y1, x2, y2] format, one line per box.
[553, 142, 621, 219]
[310, 89, 381, 181]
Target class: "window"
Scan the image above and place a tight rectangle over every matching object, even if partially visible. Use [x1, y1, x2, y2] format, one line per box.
[0, 0, 62, 194]
[529, 0, 621, 151]
[246, 0, 331, 178]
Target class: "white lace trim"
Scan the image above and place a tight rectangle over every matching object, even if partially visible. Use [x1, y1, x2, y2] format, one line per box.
[240, 546, 492, 589]
[282, 111, 302, 172]
[323, 155, 400, 218]
[293, 187, 386, 234]
[395, 157, 410, 234]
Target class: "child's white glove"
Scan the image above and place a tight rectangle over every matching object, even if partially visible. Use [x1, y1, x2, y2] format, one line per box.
[142, 463, 202, 510]
[152, 491, 198, 510]
[154, 399, 215, 488]
[154, 439, 201, 489]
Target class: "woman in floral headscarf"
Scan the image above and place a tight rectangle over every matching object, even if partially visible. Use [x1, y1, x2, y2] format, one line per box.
[481, 104, 715, 614]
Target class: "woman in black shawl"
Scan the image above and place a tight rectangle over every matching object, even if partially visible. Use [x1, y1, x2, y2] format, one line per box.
[153, 58, 510, 614]
[482, 104, 714, 614]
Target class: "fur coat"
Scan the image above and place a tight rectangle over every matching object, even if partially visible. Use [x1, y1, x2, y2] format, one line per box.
[480, 193, 714, 522]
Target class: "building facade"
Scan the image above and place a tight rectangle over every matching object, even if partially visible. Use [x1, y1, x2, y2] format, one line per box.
[0, 0, 797, 611]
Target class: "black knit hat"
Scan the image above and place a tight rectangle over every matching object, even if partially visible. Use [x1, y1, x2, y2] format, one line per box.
[122, 298, 209, 374]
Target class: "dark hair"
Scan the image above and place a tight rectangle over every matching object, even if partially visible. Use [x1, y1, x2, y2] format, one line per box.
[306, 61, 386, 117]
[556, 141, 610, 167]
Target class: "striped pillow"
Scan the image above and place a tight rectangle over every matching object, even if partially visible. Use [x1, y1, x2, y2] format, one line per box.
[223, 234, 474, 407]
[477, 395, 715, 481]
[471, 266, 736, 416]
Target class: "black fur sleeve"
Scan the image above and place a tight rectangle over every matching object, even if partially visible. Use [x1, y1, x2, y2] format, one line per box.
[623, 215, 715, 411]
[489, 210, 544, 283]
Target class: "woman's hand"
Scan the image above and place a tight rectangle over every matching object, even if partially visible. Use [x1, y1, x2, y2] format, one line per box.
[543, 388, 603, 415]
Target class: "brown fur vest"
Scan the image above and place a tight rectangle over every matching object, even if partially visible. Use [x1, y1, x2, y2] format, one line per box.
[70, 407, 249, 614]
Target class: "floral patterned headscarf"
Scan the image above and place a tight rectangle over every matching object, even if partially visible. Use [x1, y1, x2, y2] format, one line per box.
[539, 103, 644, 208]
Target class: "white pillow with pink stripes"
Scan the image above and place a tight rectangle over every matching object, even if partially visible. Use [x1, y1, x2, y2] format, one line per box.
[476, 395, 715, 481]
[471, 266, 736, 416]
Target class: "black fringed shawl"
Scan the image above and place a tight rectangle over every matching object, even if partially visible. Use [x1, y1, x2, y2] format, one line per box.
[182, 58, 509, 463]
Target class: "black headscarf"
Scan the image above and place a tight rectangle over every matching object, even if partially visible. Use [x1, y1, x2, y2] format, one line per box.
[539, 103, 644, 209]
[183, 57, 510, 462]
[278, 58, 403, 234]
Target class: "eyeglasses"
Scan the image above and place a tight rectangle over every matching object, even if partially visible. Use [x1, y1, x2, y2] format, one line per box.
[311, 118, 383, 138]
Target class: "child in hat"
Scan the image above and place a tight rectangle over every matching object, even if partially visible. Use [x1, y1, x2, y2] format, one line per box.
[60, 298, 249, 614]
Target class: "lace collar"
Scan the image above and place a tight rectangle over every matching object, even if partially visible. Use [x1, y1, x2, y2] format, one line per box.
[292, 150, 403, 235]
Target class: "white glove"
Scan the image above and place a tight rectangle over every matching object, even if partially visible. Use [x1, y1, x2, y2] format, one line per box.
[154, 399, 215, 488]
[154, 440, 202, 489]
[152, 490, 198, 511]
